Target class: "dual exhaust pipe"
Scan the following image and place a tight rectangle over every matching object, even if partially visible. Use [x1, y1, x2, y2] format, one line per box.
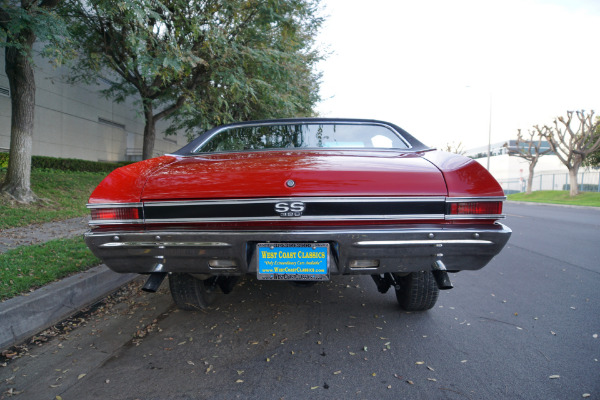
[371, 260, 453, 294]
[142, 273, 167, 293]
[431, 260, 453, 290]
[143, 261, 453, 295]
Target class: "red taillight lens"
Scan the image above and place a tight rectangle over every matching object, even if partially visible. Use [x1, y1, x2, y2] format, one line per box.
[91, 207, 140, 221]
[450, 201, 502, 215]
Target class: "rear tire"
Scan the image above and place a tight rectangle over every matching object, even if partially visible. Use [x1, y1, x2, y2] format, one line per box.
[169, 273, 218, 311]
[394, 271, 439, 311]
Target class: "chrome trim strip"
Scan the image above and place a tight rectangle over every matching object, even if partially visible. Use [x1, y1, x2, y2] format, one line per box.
[143, 196, 447, 207]
[445, 215, 506, 220]
[143, 214, 446, 223]
[100, 241, 231, 248]
[445, 197, 507, 202]
[86, 225, 508, 239]
[87, 202, 143, 209]
[191, 121, 413, 153]
[353, 239, 494, 246]
[89, 219, 143, 226]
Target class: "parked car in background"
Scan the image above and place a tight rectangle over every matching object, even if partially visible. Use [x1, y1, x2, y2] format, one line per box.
[85, 119, 511, 311]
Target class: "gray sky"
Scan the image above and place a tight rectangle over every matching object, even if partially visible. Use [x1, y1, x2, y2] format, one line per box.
[316, 0, 600, 149]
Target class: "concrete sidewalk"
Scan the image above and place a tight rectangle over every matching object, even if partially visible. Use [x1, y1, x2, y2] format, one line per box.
[0, 216, 89, 254]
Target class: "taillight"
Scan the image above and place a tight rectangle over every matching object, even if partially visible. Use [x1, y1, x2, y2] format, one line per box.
[449, 201, 503, 216]
[90, 207, 141, 221]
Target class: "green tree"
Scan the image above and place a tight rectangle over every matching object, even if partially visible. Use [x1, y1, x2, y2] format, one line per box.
[0, 0, 70, 203]
[65, 0, 324, 159]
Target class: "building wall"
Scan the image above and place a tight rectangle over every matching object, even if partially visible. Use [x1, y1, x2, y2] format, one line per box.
[0, 48, 188, 162]
[475, 153, 568, 181]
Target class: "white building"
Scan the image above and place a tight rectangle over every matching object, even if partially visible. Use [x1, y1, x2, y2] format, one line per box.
[465, 141, 599, 193]
[0, 49, 188, 162]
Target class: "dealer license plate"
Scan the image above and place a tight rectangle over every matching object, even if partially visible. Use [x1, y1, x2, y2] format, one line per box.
[257, 243, 330, 281]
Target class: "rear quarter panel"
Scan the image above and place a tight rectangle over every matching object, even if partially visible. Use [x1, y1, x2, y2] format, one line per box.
[88, 156, 177, 203]
[422, 151, 504, 197]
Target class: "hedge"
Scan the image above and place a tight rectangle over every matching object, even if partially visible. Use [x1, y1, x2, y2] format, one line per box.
[0, 153, 132, 173]
[562, 183, 599, 192]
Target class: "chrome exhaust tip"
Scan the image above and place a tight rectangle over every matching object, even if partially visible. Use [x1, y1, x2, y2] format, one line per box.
[142, 273, 167, 293]
[432, 260, 453, 290]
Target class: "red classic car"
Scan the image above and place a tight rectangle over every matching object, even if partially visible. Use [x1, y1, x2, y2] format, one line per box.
[85, 119, 511, 311]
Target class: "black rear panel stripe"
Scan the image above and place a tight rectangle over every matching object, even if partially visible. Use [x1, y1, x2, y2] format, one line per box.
[143, 200, 446, 220]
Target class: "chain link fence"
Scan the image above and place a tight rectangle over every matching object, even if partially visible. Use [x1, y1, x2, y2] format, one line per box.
[498, 170, 600, 194]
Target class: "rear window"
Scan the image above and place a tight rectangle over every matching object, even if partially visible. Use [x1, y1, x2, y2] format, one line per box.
[194, 123, 410, 153]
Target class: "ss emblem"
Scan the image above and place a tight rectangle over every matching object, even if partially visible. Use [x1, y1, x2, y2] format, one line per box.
[275, 201, 305, 217]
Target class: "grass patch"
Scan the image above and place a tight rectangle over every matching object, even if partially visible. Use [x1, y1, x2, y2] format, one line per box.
[0, 236, 101, 301]
[0, 170, 107, 229]
[507, 191, 600, 207]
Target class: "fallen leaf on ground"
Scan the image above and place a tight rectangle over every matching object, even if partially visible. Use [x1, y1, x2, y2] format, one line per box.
[77, 374, 86, 380]
[549, 375, 560, 379]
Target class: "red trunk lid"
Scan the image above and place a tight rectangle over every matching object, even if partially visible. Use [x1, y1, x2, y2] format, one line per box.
[140, 150, 448, 201]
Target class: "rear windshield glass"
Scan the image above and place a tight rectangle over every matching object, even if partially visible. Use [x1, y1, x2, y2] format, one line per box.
[193, 123, 410, 153]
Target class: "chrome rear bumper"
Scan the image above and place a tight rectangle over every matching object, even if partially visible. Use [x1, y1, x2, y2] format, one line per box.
[84, 223, 511, 276]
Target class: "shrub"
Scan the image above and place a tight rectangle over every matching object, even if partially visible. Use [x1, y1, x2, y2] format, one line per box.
[562, 183, 599, 192]
[0, 152, 8, 169]
[0, 153, 131, 173]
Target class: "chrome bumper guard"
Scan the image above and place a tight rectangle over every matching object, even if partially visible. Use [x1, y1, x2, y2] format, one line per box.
[84, 223, 511, 276]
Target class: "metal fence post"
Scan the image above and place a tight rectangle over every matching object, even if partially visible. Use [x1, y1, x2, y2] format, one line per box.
[552, 174, 555, 191]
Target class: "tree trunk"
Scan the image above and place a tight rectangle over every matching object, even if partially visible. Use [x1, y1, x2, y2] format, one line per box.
[568, 162, 581, 197]
[526, 162, 535, 194]
[142, 101, 156, 160]
[1, 30, 38, 203]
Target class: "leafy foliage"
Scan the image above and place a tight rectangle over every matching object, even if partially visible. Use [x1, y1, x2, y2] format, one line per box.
[0, 1, 71, 63]
[64, 0, 324, 158]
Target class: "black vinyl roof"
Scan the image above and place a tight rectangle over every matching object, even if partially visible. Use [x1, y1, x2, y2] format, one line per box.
[172, 118, 430, 155]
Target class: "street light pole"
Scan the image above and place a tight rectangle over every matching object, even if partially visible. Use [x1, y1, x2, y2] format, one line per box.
[487, 92, 492, 170]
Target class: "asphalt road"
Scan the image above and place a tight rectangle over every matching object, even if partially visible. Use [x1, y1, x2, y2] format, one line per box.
[1, 202, 599, 400]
